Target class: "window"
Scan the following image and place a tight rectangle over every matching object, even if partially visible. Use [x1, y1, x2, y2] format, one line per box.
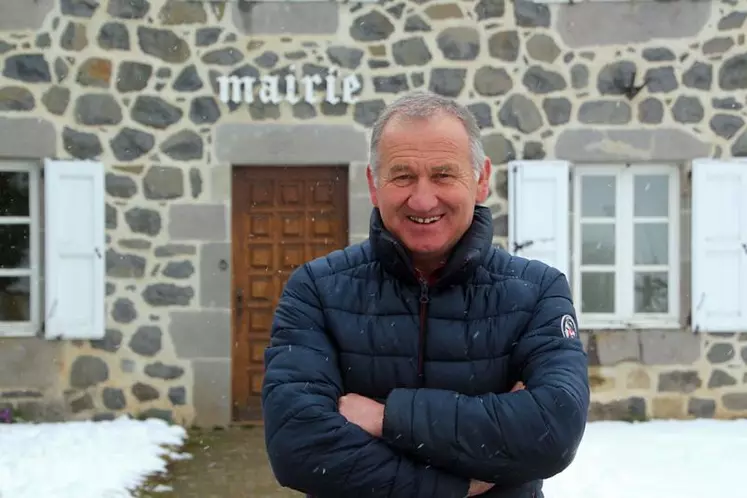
[0, 159, 106, 339]
[508, 160, 681, 330]
[572, 165, 680, 328]
[0, 162, 41, 336]
[510, 159, 747, 333]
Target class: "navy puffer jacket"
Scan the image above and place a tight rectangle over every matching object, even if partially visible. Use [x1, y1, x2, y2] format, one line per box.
[262, 206, 590, 498]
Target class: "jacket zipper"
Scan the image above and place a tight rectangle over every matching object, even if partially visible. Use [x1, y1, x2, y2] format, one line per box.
[417, 278, 429, 387]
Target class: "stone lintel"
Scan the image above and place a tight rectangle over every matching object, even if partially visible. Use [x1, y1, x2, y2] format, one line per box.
[214, 123, 368, 165]
[0, 0, 54, 31]
[555, 128, 713, 162]
[230, 2, 339, 36]
[0, 117, 56, 159]
[555, 1, 711, 48]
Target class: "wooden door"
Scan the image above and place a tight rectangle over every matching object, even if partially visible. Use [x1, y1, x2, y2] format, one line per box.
[231, 166, 349, 422]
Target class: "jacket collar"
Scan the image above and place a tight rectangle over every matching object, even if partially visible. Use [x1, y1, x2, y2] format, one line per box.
[369, 205, 494, 288]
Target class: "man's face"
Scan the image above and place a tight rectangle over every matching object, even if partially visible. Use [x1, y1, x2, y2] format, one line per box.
[366, 113, 491, 267]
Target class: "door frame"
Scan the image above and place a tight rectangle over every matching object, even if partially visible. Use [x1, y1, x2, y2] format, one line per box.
[229, 164, 350, 425]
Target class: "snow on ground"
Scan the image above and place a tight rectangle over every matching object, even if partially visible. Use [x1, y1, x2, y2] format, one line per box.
[544, 419, 747, 498]
[0, 416, 186, 498]
[0, 417, 745, 497]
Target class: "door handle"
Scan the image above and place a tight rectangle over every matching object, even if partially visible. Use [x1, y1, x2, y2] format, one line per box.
[235, 288, 244, 315]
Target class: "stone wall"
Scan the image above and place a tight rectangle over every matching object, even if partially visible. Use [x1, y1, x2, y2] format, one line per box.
[582, 331, 747, 421]
[0, 0, 745, 426]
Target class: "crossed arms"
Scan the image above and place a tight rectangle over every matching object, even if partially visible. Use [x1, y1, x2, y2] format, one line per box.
[261, 264, 590, 497]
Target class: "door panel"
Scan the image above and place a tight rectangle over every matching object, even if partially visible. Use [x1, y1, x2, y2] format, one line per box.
[231, 166, 349, 422]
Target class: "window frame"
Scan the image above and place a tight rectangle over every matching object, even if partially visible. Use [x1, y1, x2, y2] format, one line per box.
[572, 164, 680, 330]
[0, 161, 41, 337]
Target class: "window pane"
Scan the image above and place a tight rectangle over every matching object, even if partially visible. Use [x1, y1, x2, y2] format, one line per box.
[581, 175, 615, 218]
[635, 271, 668, 313]
[0, 171, 30, 217]
[581, 272, 615, 313]
[634, 222, 668, 265]
[634, 174, 669, 217]
[581, 223, 615, 265]
[0, 224, 31, 269]
[0, 276, 30, 321]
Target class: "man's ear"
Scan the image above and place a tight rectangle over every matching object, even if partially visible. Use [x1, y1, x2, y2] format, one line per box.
[476, 158, 491, 203]
[366, 165, 379, 207]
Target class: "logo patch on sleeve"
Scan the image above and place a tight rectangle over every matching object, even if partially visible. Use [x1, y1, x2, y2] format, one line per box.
[560, 315, 578, 339]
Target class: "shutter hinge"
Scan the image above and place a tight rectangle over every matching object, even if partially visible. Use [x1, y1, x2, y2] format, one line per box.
[513, 239, 535, 253]
[686, 312, 701, 335]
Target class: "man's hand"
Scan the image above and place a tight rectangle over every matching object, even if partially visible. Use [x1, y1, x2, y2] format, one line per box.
[467, 480, 494, 496]
[339, 393, 385, 438]
[510, 381, 525, 393]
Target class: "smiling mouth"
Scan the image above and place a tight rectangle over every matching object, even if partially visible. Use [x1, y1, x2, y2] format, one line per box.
[407, 215, 444, 225]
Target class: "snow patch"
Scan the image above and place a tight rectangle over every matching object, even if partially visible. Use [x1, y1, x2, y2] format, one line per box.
[0, 416, 187, 498]
[544, 419, 747, 497]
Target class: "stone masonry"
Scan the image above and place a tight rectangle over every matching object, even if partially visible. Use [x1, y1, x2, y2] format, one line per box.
[0, 0, 746, 426]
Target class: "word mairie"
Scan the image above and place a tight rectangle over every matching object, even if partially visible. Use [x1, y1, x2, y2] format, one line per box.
[216, 67, 362, 105]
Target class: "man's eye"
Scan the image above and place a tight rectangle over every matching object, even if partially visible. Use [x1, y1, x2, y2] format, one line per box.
[434, 173, 452, 179]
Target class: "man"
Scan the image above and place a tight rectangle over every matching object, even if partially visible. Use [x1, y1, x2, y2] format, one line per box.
[261, 91, 590, 497]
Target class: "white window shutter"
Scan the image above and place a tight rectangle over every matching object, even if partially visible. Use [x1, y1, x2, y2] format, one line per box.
[691, 159, 747, 333]
[44, 160, 106, 340]
[508, 160, 570, 277]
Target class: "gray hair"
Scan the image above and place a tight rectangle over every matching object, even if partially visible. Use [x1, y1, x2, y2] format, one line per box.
[368, 91, 487, 185]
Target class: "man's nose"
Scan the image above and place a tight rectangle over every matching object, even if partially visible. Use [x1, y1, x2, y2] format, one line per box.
[406, 179, 438, 212]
